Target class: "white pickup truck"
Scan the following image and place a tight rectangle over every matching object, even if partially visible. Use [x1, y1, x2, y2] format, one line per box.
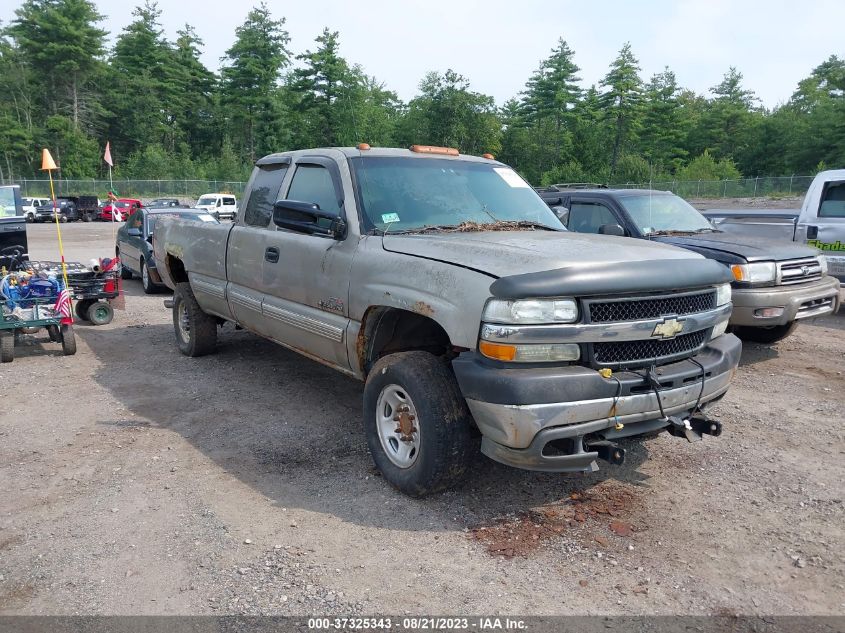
[703, 170, 845, 282]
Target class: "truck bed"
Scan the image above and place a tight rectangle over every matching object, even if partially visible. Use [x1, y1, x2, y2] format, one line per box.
[702, 208, 800, 241]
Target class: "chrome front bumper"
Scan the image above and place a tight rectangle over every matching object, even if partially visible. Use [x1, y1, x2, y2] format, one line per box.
[453, 334, 742, 472]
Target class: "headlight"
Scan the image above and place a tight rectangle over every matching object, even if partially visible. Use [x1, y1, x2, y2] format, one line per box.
[479, 340, 580, 362]
[818, 255, 828, 275]
[483, 298, 578, 324]
[730, 262, 776, 283]
[715, 283, 731, 306]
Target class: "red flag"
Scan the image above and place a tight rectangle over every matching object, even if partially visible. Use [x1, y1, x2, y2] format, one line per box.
[104, 141, 113, 167]
[53, 288, 73, 324]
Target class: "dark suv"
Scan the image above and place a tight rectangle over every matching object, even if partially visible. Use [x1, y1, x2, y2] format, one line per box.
[536, 186, 840, 343]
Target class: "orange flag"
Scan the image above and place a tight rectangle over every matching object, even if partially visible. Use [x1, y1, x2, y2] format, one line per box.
[104, 141, 113, 167]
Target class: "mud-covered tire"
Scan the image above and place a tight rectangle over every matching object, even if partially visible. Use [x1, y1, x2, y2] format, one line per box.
[734, 322, 797, 344]
[363, 351, 475, 497]
[60, 324, 76, 356]
[0, 331, 14, 363]
[140, 259, 156, 294]
[172, 282, 217, 357]
[75, 299, 94, 322]
[87, 301, 114, 325]
[82, 212, 92, 222]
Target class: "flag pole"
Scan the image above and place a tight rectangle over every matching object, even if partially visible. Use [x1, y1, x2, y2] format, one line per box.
[42, 149, 69, 291]
[104, 141, 116, 241]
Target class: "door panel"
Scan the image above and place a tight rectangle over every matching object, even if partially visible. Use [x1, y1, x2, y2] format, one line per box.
[261, 159, 355, 370]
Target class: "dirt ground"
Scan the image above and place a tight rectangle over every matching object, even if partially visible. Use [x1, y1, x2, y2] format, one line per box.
[1, 218, 843, 616]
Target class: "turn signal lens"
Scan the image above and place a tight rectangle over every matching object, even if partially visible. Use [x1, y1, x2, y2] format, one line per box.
[479, 340, 516, 361]
[730, 262, 776, 283]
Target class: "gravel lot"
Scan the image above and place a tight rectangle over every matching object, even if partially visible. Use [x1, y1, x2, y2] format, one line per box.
[1, 221, 843, 616]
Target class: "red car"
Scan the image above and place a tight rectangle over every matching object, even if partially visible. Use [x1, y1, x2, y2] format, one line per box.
[99, 198, 142, 222]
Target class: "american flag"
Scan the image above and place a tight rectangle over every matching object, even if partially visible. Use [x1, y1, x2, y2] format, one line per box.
[53, 288, 73, 324]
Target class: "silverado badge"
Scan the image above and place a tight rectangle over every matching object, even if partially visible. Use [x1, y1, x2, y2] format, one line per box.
[652, 317, 685, 340]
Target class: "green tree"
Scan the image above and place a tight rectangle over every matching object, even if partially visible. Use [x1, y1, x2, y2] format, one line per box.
[599, 42, 643, 176]
[220, 2, 291, 161]
[640, 67, 687, 172]
[9, 0, 106, 128]
[395, 70, 501, 155]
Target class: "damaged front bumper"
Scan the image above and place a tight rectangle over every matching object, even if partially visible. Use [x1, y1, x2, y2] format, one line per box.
[452, 334, 742, 473]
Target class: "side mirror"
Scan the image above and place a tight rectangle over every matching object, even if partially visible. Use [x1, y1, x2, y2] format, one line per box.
[273, 200, 346, 239]
[551, 205, 569, 225]
[127, 227, 142, 237]
[598, 223, 626, 236]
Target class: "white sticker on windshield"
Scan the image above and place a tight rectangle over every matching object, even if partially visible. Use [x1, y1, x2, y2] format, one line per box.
[493, 167, 529, 188]
[198, 215, 217, 222]
[381, 212, 400, 223]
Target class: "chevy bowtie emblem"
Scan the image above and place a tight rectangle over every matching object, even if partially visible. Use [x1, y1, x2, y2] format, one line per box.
[652, 317, 685, 339]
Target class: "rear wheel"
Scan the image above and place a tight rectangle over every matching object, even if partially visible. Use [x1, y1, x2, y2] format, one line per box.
[82, 212, 92, 222]
[172, 282, 217, 357]
[87, 301, 114, 325]
[46, 324, 60, 342]
[140, 259, 156, 294]
[734, 322, 797, 344]
[75, 299, 94, 322]
[60, 324, 76, 355]
[0, 331, 14, 363]
[363, 351, 474, 497]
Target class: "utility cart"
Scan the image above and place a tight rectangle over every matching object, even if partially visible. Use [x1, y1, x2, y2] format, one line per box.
[0, 272, 76, 363]
[25, 259, 122, 326]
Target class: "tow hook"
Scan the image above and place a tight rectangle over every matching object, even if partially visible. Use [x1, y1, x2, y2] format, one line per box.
[667, 415, 723, 442]
[586, 440, 626, 465]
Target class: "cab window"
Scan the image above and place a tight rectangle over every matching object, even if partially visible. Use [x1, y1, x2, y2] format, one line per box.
[243, 164, 288, 227]
[286, 165, 340, 216]
[129, 210, 144, 230]
[566, 202, 619, 233]
[819, 182, 845, 218]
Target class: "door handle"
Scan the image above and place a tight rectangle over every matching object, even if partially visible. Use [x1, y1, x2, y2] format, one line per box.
[806, 225, 818, 240]
[265, 247, 280, 263]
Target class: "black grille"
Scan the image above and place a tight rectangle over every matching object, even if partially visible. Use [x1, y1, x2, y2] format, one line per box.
[588, 291, 716, 323]
[592, 330, 708, 368]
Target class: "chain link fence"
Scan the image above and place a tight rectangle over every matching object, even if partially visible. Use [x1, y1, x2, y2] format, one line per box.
[8, 175, 816, 201]
[10, 178, 247, 201]
[609, 176, 815, 198]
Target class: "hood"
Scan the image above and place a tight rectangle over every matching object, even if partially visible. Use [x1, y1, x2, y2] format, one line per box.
[654, 232, 818, 263]
[382, 230, 702, 278]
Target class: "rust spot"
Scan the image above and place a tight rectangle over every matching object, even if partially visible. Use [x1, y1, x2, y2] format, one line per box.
[356, 333, 368, 373]
[412, 301, 434, 317]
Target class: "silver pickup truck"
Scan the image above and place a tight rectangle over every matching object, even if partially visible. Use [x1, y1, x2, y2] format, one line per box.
[703, 170, 845, 282]
[153, 146, 741, 496]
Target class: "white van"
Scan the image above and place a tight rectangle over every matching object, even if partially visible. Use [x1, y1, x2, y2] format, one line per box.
[195, 193, 238, 221]
[22, 197, 49, 222]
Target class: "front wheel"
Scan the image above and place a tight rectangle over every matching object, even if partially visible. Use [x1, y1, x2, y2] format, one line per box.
[734, 321, 797, 344]
[172, 282, 217, 357]
[363, 351, 475, 497]
[118, 251, 132, 279]
[87, 301, 114, 325]
[60, 324, 76, 355]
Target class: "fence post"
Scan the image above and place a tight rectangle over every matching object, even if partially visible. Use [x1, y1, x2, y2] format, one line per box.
[723, 180, 728, 197]
[754, 176, 759, 197]
[789, 174, 794, 195]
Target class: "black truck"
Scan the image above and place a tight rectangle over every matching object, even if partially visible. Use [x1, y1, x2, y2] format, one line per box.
[537, 186, 840, 343]
[0, 185, 27, 270]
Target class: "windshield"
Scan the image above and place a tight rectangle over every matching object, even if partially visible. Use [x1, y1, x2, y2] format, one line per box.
[351, 157, 561, 232]
[0, 187, 19, 218]
[620, 193, 714, 235]
[197, 196, 216, 206]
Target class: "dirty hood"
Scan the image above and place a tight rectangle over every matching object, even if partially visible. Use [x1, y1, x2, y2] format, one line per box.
[382, 230, 701, 278]
[654, 232, 818, 262]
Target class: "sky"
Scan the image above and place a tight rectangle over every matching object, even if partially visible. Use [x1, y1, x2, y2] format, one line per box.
[3, 0, 843, 108]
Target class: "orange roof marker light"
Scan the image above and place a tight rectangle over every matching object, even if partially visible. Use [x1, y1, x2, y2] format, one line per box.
[409, 145, 459, 156]
[357, 143, 371, 151]
[481, 153, 495, 160]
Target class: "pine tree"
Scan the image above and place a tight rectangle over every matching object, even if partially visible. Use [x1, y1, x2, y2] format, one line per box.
[600, 42, 643, 177]
[220, 2, 290, 161]
[640, 67, 687, 173]
[10, 0, 106, 129]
